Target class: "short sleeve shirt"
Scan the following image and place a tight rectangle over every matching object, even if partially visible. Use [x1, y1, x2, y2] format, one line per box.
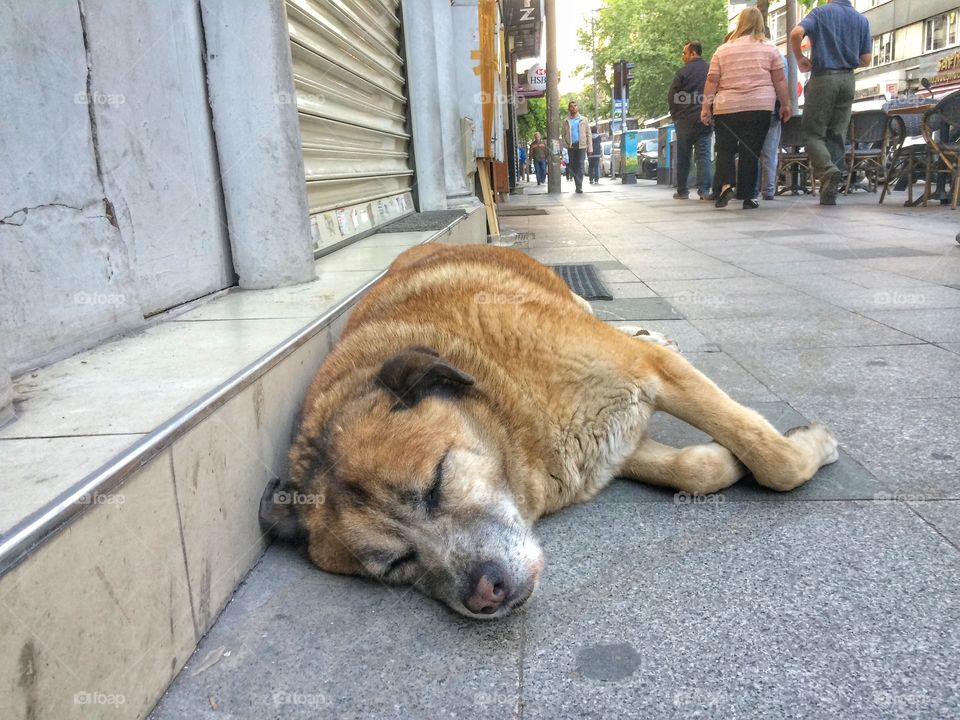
[800, 0, 872, 72]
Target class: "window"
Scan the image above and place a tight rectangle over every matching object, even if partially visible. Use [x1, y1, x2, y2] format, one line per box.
[924, 11, 960, 53]
[873, 31, 895, 65]
[768, 8, 787, 43]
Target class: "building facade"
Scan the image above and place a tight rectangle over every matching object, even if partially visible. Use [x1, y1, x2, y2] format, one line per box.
[729, 1, 960, 106]
[0, 1, 535, 395]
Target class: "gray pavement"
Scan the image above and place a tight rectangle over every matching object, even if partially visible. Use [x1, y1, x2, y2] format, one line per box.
[151, 180, 960, 719]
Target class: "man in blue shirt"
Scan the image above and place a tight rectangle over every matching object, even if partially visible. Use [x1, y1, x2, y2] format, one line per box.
[790, 0, 872, 205]
[561, 101, 590, 193]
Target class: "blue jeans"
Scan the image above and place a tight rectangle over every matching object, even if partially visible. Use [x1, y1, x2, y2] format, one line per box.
[756, 114, 782, 197]
[675, 123, 712, 195]
[534, 159, 547, 184]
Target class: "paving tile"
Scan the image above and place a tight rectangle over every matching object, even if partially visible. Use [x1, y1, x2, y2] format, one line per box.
[727, 344, 960, 403]
[908, 501, 960, 548]
[775, 274, 960, 312]
[603, 320, 719, 354]
[589, 298, 683, 322]
[523, 501, 960, 720]
[787, 396, 960, 498]
[863, 307, 960, 343]
[689, 310, 918, 347]
[605, 282, 658, 299]
[597, 401, 883, 504]
[597, 268, 641, 283]
[149, 545, 523, 720]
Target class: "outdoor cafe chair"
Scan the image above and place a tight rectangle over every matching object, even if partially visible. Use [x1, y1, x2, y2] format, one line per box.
[880, 96, 936, 206]
[775, 115, 813, 196]
[921, 90, 960, 210]
[844, 109, 888, 194]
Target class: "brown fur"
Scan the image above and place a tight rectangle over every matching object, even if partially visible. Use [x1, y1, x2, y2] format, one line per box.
[260, 244, 838, 619]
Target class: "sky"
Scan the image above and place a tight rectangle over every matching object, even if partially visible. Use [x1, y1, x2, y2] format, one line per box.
[516, 0, 602, 93]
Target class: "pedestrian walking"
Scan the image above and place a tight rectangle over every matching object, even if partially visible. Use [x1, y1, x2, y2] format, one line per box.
[701, 8, 791, 209]
[668, 40, 713, 200]
[588, 126, 602, 185]
[756, 48, 789, 200]
[517, 144, 527, 182]
[790, 0, 872, 206]
[561, 100, 589, 193]
[529, 132, 548, 185]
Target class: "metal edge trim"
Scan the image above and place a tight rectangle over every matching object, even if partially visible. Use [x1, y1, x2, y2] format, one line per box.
[0, 279, 377, 578]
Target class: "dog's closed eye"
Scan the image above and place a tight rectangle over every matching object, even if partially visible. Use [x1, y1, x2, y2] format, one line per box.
[385, 550, 418, 577]
[424, 452, 447, 513]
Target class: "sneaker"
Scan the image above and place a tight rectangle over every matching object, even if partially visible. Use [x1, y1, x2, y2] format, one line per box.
[762, 193, 775, 201]
[698, 190, 714, 201]
[714, 185, 734, 208]
[819, 172, 839, 206]
[742, 198, 759, 209]
[673, 191, 689, 199]
[575, 188, 583, 194]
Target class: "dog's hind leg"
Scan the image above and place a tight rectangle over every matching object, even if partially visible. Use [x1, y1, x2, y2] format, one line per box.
[618, 437, 747, 495]
[637, 344, 839, 492]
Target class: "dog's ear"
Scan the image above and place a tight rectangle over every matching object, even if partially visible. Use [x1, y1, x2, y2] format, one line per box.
[259, 477, 307, 544]
[377, 345, 475, 408]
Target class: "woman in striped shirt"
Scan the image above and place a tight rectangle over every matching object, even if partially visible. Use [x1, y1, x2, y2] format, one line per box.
[700, 7, 791, 209]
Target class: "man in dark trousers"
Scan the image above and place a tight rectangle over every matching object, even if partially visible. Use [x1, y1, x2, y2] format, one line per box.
[668, 41, 712, 200]
[790, 0, 871, 206]
[561, 101, 589, 193]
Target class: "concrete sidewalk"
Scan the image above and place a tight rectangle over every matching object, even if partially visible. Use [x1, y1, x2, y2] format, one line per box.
[151, 180, 960, 719]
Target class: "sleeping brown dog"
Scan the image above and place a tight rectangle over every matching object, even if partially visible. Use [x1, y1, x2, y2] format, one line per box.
[259, 244, 838, 619]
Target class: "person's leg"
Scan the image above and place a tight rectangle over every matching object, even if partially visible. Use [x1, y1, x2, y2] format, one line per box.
[694, 128, 713, 197]
[735, 111, 770, 201]
[674, 125, 694, 195]
[763, 117, 782, 198]
[825, 73, 855, 175]
[713, 115, 738, 200]
[571, 148, 584, 191]
[802, 74, 842, 181]
[537, 160, 547, 184]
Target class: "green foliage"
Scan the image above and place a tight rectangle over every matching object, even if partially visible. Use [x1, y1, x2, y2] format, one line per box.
[578, 0, 728, 121]
[516, 97, 547, 144]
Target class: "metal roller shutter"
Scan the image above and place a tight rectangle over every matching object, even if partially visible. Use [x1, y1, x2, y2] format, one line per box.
[285, 0, 414, 254]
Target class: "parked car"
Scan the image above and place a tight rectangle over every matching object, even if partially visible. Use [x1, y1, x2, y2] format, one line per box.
[600, 141, 613, 177]
[638, 139, 659, 180]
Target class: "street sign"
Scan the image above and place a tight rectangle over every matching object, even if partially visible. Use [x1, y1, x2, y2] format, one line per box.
[613, 99, 629, 113]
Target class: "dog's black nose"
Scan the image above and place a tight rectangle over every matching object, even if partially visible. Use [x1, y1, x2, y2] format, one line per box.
[464, 562, 510, 614]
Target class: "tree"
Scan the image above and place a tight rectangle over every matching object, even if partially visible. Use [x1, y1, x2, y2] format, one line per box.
[516, 97, 547, 144]
[579, 0, 728, 122]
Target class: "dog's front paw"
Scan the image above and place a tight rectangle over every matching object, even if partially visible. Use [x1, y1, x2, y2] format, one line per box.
[785, 423, 839, 466]
[617, 325, 681, 353]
